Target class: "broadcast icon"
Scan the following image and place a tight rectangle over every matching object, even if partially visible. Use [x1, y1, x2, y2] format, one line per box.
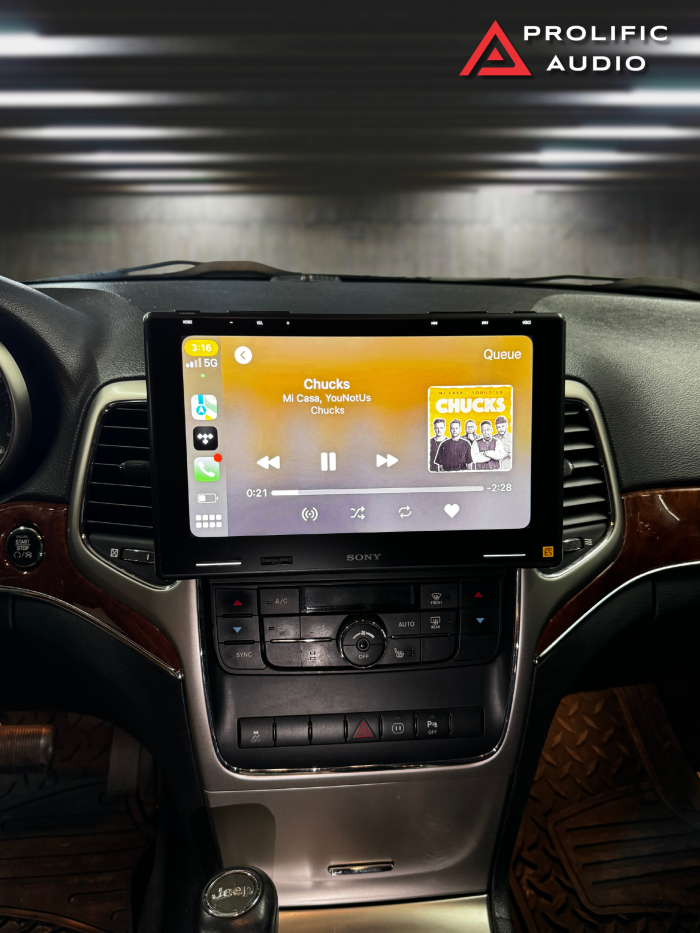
[301, 507, 319, 522]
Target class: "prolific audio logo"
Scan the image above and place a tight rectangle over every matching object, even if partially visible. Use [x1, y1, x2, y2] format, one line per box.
[460, 21, 531, 77]
[301, 507, 319, 521]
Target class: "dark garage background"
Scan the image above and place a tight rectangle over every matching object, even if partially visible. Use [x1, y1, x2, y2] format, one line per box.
[0, 1, 698, 281]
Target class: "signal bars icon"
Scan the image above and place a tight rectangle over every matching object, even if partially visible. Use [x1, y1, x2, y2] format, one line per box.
[186, 358, 203, 368]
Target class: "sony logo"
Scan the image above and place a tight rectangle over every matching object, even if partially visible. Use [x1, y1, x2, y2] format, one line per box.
[347, 553, 381, 562]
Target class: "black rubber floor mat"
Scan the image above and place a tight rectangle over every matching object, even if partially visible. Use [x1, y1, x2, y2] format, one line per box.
[552, 784, 700, 911]
[510, 686, 700, 933]
[0, 911, 105, 932]
[0, 713, 152, 933]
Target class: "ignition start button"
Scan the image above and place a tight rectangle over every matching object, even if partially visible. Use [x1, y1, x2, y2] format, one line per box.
[6, 525, 44, 570]
[203, 868, 262, 918]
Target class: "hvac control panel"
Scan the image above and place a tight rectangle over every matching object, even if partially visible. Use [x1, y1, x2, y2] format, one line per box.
[212, 578, 501, 674]
[205, 570, 516, 770]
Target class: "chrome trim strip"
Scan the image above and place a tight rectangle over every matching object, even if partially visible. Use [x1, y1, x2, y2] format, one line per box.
[197, 561, 242, 567]
[0, 582, 180, 677]
[0, 339, 31, 480]
[539, 558, 700, 658]
[278, 895, 490, 932]
[537, 379, 622, 582]
[328, 861, 394, 876]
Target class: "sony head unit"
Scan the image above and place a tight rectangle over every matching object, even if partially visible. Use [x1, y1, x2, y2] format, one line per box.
[145, 312, 564, 578]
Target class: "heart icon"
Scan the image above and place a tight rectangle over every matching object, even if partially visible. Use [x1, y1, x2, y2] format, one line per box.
[444, 503, 460, 518]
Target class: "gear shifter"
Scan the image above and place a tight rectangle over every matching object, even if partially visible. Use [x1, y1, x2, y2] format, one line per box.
[199, 867, 278, 933]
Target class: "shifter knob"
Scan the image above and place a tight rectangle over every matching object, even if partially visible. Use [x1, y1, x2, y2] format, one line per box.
[199, 867, 278, 933]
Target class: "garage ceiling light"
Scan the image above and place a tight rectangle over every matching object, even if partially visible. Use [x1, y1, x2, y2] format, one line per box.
[483, 126, 700, 140]
[540, 90, 700, 107]
[0, 91, 214, 107]
[0, 126, 232, 139]
[41, 168, 252, 180]
[16, 151, 262, 164]
[526, 150, 668, 165]
[450, 169, 655, 181]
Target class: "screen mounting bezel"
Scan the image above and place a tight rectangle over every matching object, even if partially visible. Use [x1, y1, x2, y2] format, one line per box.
[145, 311, 565, 578]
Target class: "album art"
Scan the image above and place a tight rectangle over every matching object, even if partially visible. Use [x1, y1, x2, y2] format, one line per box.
[428, 385, 513, 473]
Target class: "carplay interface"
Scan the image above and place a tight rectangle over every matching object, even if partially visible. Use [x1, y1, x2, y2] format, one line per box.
[182, 334, 533, 538]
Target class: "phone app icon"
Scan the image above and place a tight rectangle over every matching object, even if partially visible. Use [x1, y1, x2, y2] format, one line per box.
[194, 457, 221, 482]
[193, 426, 218, 450]
[191, 394, 217, 420]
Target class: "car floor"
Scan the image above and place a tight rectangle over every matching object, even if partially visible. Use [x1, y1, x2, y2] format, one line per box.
[0, 712, 153, 933]
[510, 683, 700, 933]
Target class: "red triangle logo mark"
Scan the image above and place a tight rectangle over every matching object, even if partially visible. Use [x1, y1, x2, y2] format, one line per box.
[234, 599, 243, 606]
[353, 719, 375, 740]
[487, 48, 504, 61]
[475, 591, 483, 598]
[460, 21, 531, 77]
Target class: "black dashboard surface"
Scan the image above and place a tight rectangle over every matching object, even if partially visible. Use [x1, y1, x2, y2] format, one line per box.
[0, 274, 698, 503]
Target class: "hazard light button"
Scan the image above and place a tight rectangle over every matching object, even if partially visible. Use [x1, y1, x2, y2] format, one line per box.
[461, 579, 500, 608]
[216, 588, 257, 615]
[346, 713, 380, 743]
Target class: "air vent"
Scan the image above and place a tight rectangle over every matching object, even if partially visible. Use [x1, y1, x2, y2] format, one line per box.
[84, 402, 152, 537]
[553, 400, 613, 569]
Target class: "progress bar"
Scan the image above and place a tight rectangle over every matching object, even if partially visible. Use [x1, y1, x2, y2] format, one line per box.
[271, 485, 484, 497]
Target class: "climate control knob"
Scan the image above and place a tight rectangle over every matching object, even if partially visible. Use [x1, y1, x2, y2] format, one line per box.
[338, 617, 386, 668]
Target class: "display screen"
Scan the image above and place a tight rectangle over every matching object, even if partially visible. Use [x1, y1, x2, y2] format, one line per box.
[182, 334, 533, 538]
[145, 312, 564, 577]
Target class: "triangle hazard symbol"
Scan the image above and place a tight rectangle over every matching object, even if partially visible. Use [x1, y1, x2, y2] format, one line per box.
[460, 21, 531, 77]
[487, 48, 504, 61]
[353, 719, 375, 740]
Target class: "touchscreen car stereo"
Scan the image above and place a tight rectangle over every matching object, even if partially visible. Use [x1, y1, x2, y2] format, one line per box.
[145, 312, 564, 578]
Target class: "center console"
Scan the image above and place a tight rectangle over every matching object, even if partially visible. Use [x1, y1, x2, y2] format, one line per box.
[145, 311, 564, 777]
[205, 568, 515, 770]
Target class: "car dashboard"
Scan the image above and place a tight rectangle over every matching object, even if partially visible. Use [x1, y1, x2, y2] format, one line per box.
[0, 271, 698, 932]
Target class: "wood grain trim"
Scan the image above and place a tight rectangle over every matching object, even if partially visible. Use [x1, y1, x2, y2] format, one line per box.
[0, 500, 180, 672]
[537, 487, 700, 655]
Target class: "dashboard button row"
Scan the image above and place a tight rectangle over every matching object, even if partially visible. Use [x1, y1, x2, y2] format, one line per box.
[263, 636, 456, 668]
[238, 707, 484, 748]
[215, 578, 500, 617]
[216, 612, 494, 647]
